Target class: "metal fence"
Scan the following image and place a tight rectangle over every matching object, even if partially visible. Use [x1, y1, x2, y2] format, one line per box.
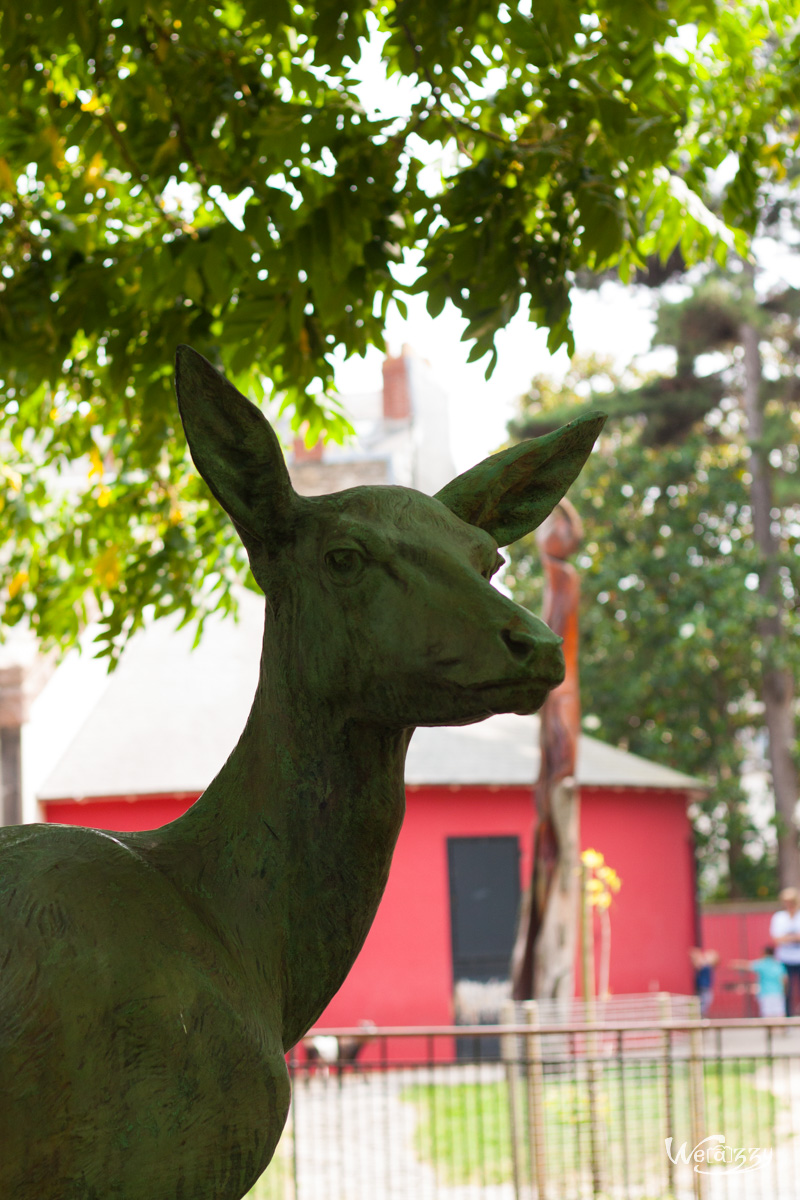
[248, 1017, 800, 1200]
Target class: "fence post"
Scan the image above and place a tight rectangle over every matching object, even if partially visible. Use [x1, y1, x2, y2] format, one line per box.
[687, 995, 707, 1200]
[501, 1000, 523, 1200]
[524, 1000, 548, 1199]
[581, 861, 604, 1196]
[658, 992, 675, 1196]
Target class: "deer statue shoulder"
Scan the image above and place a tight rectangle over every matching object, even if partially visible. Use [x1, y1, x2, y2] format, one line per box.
[0, 346, 605, 1200]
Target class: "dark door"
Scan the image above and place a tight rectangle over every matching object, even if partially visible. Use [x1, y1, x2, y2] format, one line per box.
[447, 836, 521, 1057]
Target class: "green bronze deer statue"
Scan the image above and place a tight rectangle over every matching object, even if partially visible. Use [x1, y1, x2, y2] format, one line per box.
[0, 347, 604, 1199]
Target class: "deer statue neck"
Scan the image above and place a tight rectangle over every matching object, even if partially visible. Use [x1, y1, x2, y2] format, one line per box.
[148, 602, 410, 1049]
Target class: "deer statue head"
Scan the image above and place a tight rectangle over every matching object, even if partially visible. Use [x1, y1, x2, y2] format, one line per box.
[175, 347, 605, 731]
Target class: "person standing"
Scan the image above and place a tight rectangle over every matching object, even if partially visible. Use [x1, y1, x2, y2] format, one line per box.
[689, 947, 719, 1016]
[731, 947, 788, 1018]
[770, 888, 800, 1015]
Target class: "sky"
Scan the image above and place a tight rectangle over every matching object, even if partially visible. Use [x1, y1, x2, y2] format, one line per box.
[331, 282, 661, 474]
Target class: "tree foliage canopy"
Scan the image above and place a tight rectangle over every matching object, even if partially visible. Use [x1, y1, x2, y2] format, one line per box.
[3, 0, 800, 655]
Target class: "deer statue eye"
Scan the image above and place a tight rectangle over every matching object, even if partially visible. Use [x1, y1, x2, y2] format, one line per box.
[325, 547, 365, 583]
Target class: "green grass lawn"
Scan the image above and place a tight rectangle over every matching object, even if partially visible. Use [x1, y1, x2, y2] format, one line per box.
[400, 1057, 784, 1191]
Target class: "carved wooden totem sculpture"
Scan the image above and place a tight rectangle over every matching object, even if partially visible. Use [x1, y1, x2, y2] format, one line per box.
[512, 497, 584, 1001]
[0, 347, 604, 1200]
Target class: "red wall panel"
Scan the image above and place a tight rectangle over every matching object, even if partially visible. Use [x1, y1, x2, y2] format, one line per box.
[580, 788, 696, 999]
[44, 794, 199, 832]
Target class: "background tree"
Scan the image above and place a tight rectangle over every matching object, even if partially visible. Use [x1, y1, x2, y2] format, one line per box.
[3, 0, 800, 655]
[654, 268, 800, 888]
[509, 298, 800, 894]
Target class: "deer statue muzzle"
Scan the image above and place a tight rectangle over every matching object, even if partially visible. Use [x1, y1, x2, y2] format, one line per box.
[0, 346, 604, 1199]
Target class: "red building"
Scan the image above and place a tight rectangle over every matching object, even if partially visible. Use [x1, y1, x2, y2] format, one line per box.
[33, 588, 703, 1027]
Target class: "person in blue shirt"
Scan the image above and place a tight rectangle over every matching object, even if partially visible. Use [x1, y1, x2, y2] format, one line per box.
[689, 947, 718, 1016]
[731, 947, 788, 1018]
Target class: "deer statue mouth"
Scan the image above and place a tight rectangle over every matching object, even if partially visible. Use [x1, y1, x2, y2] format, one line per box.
[472, 674, 562, 717]
[411, 660, 565, 727]
[476, 640, 566, 689]
[478, 671, 563, 704]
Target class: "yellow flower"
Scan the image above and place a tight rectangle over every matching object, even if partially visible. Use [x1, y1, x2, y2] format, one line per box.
[88, 447, 104, 480]
[581, 848, 604, 868]
[8, 570, 28, 598]
[586, 878, 604, 894]
[97, 487, 112, 507]
[1, 464, 22, 492]
[598, 866, 622, 891]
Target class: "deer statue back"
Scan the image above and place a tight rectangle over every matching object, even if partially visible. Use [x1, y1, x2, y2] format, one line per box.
[0, 347, 604, 1199]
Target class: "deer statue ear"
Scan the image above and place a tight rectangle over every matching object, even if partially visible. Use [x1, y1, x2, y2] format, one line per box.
[175, 345, 297, 547]
[435, 411, 606, 547]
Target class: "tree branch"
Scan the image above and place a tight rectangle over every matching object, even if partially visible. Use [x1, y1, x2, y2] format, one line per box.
[97, 112, 192, 236]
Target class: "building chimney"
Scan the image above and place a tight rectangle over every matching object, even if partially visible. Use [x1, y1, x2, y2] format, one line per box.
[0, 634, 53, 826]
[292, 425, 324, 462]
[0, 667, 23, 826]
[382, 347, 412, 421]
[0, 663, 34, 826]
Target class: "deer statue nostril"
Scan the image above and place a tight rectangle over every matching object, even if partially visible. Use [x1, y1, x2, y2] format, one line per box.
[500, 627, 537, 662]
[500, 624, 565, 683]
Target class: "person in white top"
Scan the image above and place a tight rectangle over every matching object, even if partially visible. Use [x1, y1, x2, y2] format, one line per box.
[770, 887, 800, 1016]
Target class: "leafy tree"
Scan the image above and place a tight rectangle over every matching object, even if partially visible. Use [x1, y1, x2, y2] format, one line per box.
[3, 0, 800, 656]
[509, 325, 800, 895]
[652, 272, 800, 888]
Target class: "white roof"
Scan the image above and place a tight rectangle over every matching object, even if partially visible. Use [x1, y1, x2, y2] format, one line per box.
[408, 717, 702, 790]
[36, 591, 703, 802]
[36, 591, 264, 802]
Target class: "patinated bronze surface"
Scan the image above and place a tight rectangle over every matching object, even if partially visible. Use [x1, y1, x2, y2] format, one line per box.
[0, 347, 604, 1199]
